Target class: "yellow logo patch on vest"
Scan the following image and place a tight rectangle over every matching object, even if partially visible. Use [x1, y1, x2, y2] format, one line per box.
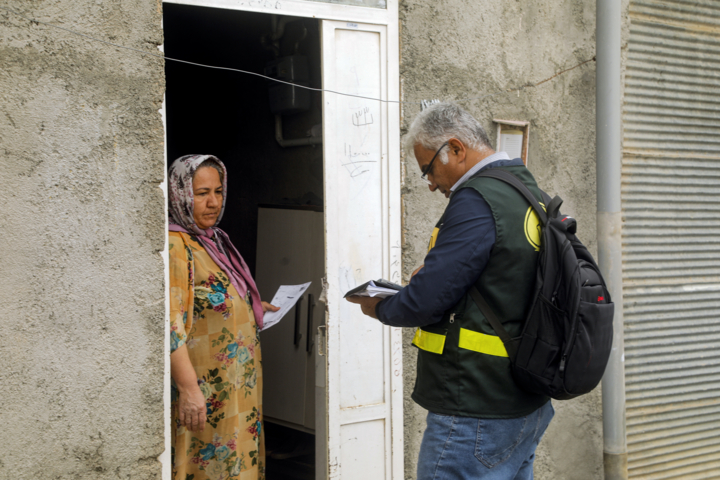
[523, 203, 545, 251]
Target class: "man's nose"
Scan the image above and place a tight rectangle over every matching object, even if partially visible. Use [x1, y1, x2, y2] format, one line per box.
[428, 181, 438, 192]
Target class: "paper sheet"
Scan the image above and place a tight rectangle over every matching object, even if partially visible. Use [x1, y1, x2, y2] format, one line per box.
[353, 280, 400, 298]
[260, 282, 312, 331]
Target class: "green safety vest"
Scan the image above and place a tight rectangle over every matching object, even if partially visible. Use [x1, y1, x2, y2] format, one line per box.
[411, 164, 549, 418]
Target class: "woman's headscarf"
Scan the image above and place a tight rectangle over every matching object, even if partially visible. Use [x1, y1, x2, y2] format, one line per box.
[168, 154, 264, 329]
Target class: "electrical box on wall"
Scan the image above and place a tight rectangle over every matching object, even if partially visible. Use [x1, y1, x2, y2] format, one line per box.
[265, 55, 311, 115]
[494, 119, 529, 165]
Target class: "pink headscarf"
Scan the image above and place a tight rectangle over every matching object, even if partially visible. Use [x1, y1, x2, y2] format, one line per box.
[168, 154, 264, 329]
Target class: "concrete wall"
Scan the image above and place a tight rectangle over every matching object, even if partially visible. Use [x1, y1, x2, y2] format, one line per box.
[399, 0, 602, 478]
[1, 0, 603, 478]
[0, 2, 166, 479]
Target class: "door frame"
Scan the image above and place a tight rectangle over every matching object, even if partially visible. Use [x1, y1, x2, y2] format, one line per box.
[160, 1, 402, 479]
[164, 0, 397, 24]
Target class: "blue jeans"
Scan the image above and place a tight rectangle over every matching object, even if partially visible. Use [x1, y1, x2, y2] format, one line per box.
[417, 402, 554, 480]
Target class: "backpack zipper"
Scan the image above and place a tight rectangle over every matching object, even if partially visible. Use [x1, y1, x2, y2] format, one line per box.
[449, 313, 456, 323]
[560, 260, 603, 379]
[551, 243, 572, 306]
[558, 242, 580, 379]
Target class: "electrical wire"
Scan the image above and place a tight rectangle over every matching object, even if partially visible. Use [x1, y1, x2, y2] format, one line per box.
[0, 5, 595, 105]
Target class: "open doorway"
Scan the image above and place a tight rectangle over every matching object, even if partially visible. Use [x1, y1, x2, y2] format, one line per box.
[164, 5, 325, 479]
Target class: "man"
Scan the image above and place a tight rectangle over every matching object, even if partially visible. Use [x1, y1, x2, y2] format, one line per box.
[348, 103, 554, 480]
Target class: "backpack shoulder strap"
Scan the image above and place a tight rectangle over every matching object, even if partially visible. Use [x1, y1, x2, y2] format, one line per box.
[475, 169, 548, 224]
[469, 286, 518, 359]
[468, 168, 555, 358]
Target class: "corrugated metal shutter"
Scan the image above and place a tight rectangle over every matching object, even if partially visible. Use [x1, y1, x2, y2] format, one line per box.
[623, 0, 720, 478]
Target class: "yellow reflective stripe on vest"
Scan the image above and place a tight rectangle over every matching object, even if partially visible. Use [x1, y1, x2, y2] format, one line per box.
[412, 328, 446, 354]
[427, 227, 440, 253]
[458, 328, 508, 357]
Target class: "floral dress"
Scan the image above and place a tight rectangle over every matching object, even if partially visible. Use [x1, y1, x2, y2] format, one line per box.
[169, 231, 265, 480]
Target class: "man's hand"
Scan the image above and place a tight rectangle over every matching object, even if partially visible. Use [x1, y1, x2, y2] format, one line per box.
[346, 296, 383, 319]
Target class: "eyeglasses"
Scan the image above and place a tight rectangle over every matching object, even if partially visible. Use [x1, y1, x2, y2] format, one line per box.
[420, 142, 449, 185]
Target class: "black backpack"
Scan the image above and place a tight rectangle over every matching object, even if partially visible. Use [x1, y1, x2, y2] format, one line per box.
[470, 169, 614, 400]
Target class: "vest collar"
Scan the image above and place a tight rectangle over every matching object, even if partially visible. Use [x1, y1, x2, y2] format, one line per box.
[450, 151, 511, 193]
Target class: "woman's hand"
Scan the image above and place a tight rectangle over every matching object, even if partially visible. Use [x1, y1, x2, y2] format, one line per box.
[171, 344, 207, 432]
[177, 385, 207, 432]
[262, 301, 280, 313]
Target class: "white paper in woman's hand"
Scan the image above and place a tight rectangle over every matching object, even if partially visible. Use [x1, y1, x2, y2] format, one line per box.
[260, 282, 312, 331]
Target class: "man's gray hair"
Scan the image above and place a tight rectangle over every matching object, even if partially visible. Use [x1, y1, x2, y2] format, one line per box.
[404, 103, 492, 164]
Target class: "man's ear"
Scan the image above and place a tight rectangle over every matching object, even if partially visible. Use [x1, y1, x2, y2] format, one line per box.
[447, 138, 466, 163]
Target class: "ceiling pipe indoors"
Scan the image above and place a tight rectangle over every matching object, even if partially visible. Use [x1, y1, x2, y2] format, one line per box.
[275, 115, 322, 148]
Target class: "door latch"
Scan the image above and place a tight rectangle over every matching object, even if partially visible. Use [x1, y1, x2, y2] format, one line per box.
[317, 325, 327, 356]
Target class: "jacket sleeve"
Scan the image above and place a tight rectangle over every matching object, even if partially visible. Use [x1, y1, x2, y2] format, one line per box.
[375, 188, 496, 328]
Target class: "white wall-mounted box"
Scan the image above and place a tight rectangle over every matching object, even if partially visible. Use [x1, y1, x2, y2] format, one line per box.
[494, 119, 529, 165]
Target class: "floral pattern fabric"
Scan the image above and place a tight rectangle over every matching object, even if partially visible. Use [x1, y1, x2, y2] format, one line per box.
[170, 231, 264, 480]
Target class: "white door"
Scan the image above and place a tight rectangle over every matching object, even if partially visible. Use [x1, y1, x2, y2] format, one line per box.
[321, 19, 403, 480]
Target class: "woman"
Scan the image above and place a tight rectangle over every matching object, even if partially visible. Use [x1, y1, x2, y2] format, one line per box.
[168, 154, 278, 480]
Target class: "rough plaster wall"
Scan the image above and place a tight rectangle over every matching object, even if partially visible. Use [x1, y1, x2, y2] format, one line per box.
[0, 2, 166, 478]
[399, 0, 602, 478]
